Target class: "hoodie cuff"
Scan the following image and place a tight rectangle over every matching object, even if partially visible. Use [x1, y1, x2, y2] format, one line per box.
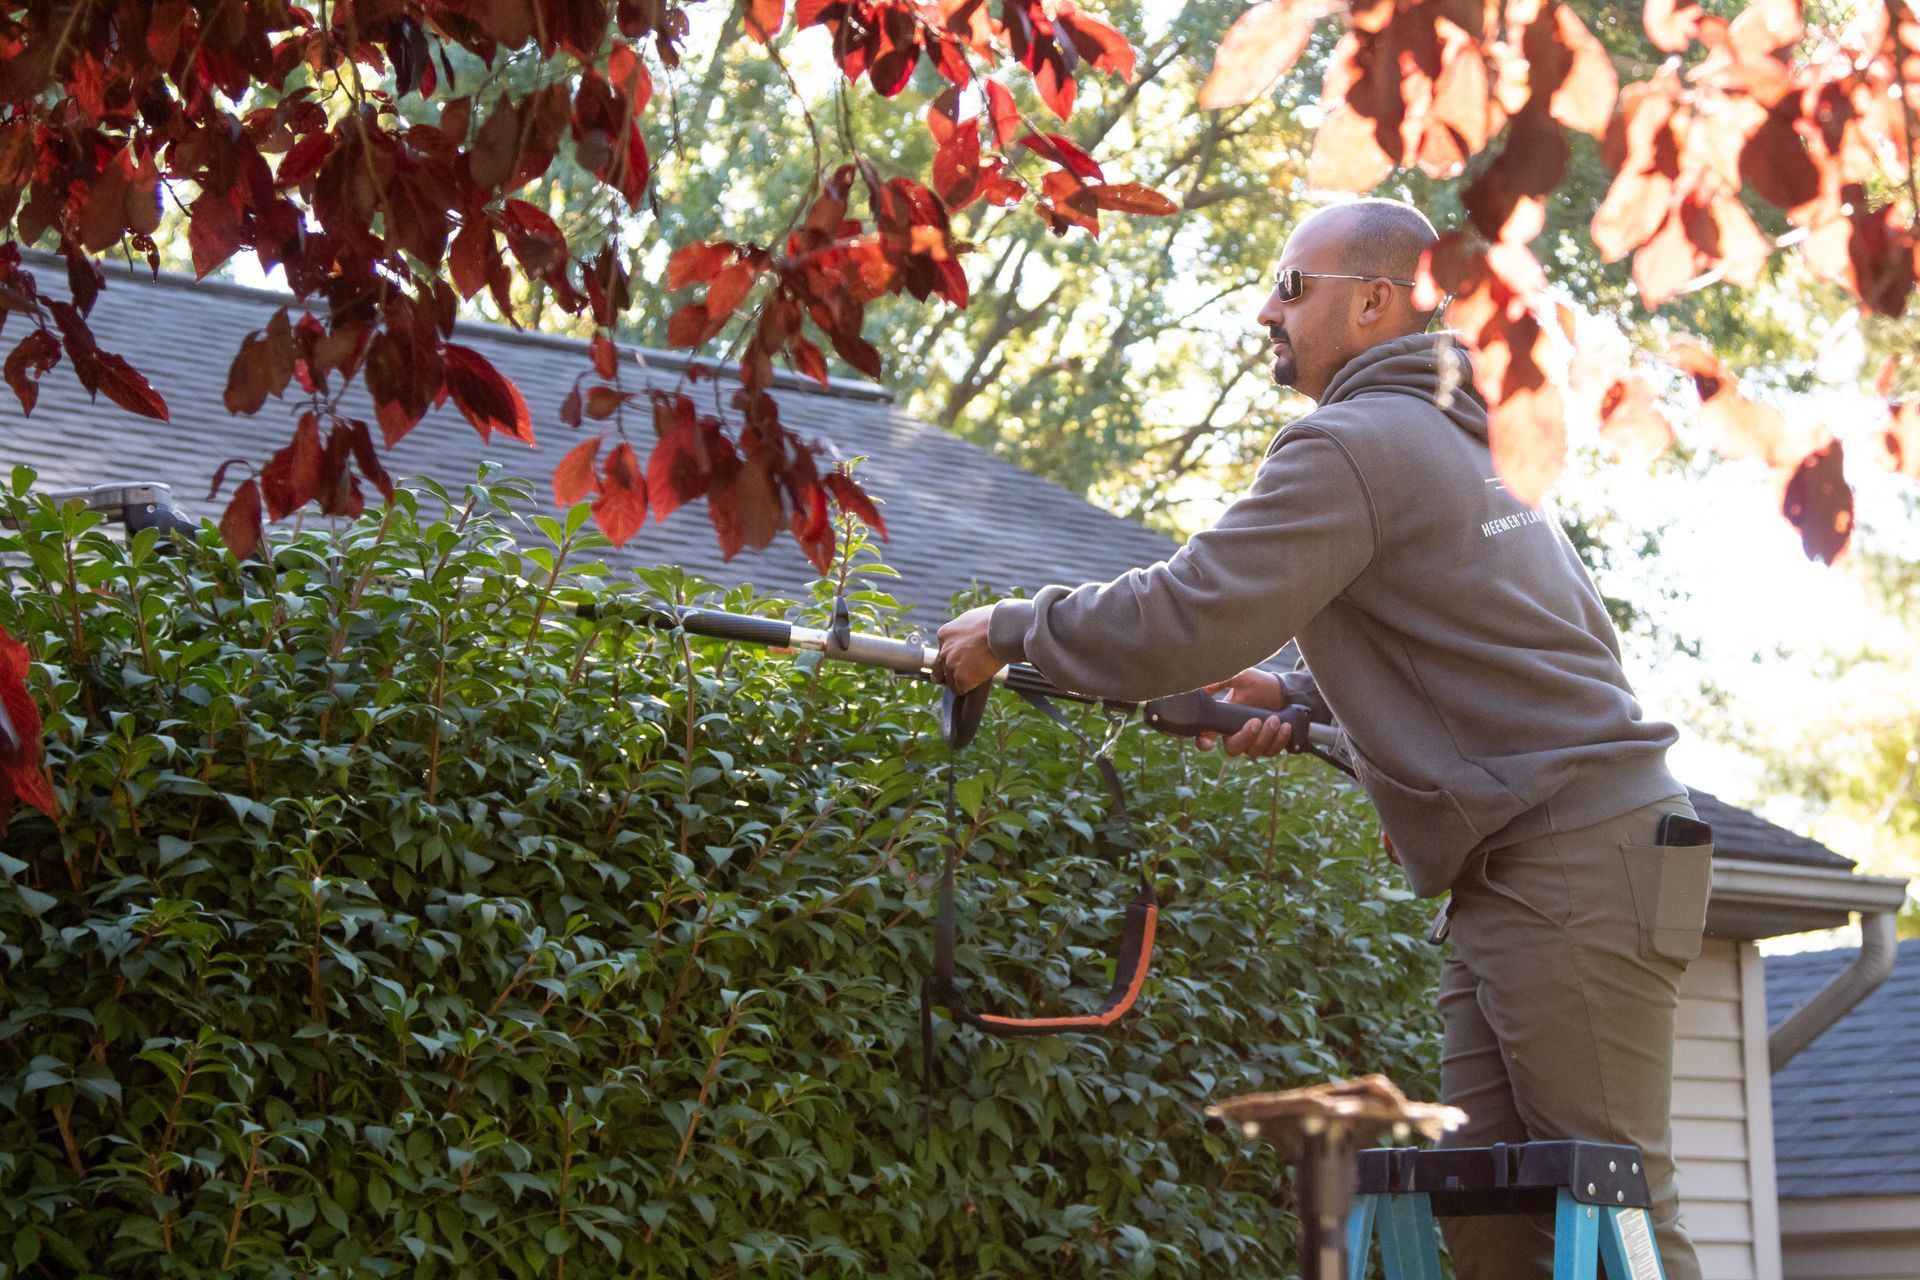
[1275, 670, 1332, 724]
[987, 600, 1035, 665]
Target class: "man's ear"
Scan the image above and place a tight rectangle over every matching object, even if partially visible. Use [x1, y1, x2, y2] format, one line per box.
[1356, 277, 1397, 328]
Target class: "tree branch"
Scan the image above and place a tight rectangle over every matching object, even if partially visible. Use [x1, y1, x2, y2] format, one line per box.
[1142, 349, 1268, 489]
[1876, 720, 1920, 827]
[939, 274, 1060, 430]
[1081, 37, 1186, 154]
[937, 237, 1043, 426]
[689, 0, 748, 131]
[1182, 185, 1262, 212]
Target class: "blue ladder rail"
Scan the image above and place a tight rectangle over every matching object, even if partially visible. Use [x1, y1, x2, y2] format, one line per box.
[1348, 1141, 1666, 1280]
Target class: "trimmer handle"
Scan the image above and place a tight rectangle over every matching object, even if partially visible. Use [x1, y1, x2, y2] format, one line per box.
[1140, 692, 1314, 748]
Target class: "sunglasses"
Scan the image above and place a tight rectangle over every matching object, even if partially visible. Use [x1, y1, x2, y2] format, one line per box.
[1272, 268, 1418, 302]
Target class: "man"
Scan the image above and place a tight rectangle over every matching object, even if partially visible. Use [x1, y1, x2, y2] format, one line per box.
[932, 198, 1712, 1280]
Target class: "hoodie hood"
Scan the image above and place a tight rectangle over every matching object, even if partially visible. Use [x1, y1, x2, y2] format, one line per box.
[1316, 331, 1488, 443]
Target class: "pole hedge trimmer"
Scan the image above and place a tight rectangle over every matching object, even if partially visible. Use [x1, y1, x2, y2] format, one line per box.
[602, 599, 1350, 766]
[593, 597, 1354, 1094]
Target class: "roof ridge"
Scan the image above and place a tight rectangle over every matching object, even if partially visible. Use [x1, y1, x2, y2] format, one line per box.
[21, 246, 893, 405]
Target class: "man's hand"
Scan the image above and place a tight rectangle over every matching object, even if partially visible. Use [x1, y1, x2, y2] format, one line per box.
[1197, 667, 1294, 758]
[933, 604, 1005, 694]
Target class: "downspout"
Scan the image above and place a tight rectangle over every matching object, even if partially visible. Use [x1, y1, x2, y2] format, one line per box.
[1768, 910, 1899, 1072]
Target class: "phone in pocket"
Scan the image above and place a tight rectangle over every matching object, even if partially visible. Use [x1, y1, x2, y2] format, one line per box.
[1656, 813, 1713, 847]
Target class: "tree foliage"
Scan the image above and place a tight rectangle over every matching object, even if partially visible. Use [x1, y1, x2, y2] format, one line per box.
[7, 0, 1917, 574]
[0, 0, 1180, 569]
[0, 466, 1437, 1276]
[1199, 0, 1920, 562]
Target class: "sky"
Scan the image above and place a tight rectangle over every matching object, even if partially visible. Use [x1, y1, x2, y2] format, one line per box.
[1604, 434, 1904, 785]
[1535, 370, 1919, 957]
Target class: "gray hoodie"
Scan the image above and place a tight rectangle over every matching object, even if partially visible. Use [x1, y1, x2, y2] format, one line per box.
[987, 331, 1682, 897]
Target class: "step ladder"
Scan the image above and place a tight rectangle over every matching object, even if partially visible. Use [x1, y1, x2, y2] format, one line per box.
[1348, 1141, 1667, 1280]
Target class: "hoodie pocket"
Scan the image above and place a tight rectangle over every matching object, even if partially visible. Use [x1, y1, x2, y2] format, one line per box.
[1345, 742, 1482, 897]
[1620, 840, 1714, 964]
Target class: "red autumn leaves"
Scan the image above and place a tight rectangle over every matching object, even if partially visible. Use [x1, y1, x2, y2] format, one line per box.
[541, 8, 1179, 572]
[1205, 0, 1920, 563]
[210, 292, 520, 557]
[1665, 336, 1856, 562]
[1590, 0, 1821, 314]
[782, 0, 1133, 118]
[554, 383, 883, 573]
[2, 0, 667, 554]
[3, 0, 1182, 569]
[781, 0, 1167, 241]
[575, 160, 955, 569]
[1, 246, 167, 425]
[0, 628, 55, 831]
[17, 0, 1900, 573]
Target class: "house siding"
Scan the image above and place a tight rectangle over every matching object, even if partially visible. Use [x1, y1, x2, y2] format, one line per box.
[1780, 1195, 1920, 1279]
[1673, 938, 1782, 1280]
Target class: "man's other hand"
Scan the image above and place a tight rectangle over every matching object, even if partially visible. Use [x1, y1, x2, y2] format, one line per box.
[933, 605, 1005, 694]
[1197, 668, 1293, 758]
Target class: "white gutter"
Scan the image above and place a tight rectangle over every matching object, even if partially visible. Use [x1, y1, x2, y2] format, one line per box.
[1706, 859, 1908, 937]
[1768, 909, 1901, 1072]
[1697, 858, 1909, 1072]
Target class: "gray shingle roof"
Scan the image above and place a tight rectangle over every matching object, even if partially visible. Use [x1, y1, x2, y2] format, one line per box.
[0, 253, 1863, 874]
[1688, 789, 1854, 871]
[1767, 937, 1920, 1198]
[1, 250, 1179, 619]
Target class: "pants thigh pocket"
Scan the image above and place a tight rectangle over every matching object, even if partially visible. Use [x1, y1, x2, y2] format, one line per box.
[1620, 842, 1714, 963]
[1478, 839, 1573, 927]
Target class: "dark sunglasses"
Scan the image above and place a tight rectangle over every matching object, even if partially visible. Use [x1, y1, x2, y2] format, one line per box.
[1272, 268, 1418, 302]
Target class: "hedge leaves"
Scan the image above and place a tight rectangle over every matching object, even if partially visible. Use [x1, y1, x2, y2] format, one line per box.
[0, 467, 1438, 1277]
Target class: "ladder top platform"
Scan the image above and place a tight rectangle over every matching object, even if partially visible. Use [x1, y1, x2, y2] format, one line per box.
[1358, 1141, 1653, 1215]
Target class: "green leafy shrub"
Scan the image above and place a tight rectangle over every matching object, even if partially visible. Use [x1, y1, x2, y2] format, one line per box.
[0, 466, 1439, 1278]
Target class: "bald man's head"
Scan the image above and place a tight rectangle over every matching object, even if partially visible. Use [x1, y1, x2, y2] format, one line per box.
[1318, 199, 1438, 284]
[1255, 198, 1442, 400]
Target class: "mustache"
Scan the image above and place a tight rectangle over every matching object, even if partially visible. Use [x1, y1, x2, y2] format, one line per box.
[1267, 329, 1290, 345]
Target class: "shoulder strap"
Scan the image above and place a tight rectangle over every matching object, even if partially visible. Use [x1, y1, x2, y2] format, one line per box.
[920, 690, 1159, 1118]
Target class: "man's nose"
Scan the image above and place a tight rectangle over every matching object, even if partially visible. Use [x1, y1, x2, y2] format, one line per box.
[1255, 288, 1285, 328]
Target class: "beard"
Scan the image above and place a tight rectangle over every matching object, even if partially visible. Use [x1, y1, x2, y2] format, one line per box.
[1269, 332, 1297, 387]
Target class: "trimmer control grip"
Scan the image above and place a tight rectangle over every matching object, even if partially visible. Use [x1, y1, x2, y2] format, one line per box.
[1140, 691, 1312, 747]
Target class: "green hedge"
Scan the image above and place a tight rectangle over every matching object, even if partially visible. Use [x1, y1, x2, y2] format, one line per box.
[0, 467, 1439, 1278]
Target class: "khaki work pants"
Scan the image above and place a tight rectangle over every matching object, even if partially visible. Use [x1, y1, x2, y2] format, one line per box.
[1437, 795, 1713, 1280]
